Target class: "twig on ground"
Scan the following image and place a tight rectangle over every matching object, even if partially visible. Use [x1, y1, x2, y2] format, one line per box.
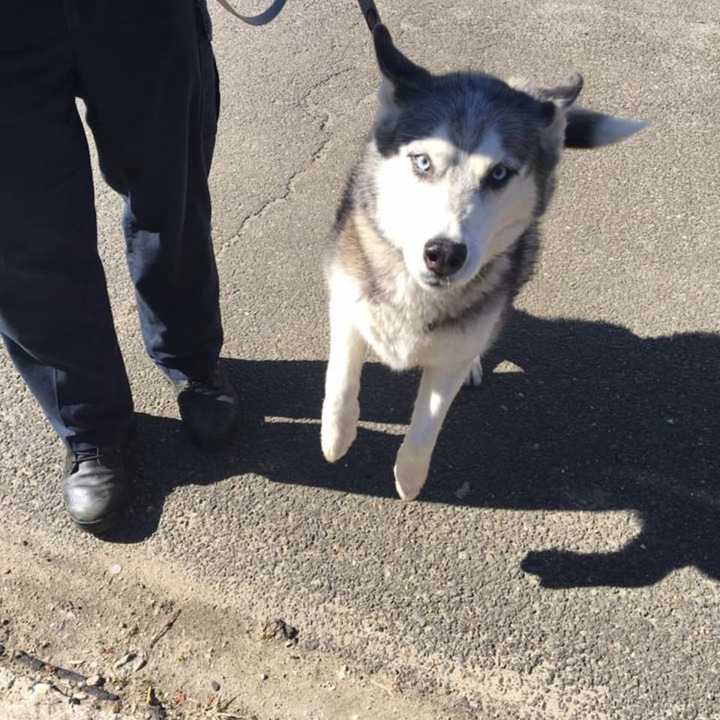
[148, 609, 182, 650]
[13, 650, 120, 702]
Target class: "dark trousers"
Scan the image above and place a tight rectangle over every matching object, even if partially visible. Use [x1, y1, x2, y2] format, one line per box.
[0, 1, 223, 451]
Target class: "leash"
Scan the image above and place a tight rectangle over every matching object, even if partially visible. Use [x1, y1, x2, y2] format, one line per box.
[214, 0, 288, 26]
[215, 0, 382, 30]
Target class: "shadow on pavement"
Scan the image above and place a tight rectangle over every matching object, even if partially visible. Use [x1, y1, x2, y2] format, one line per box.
[105, 310, 720, 590]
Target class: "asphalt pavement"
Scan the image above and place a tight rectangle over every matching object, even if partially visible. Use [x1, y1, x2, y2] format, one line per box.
[1, 1, 719, 717]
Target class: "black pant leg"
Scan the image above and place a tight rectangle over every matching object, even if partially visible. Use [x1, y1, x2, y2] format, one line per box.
[0, 2, 133, 451]
[77, 0, 223, 383]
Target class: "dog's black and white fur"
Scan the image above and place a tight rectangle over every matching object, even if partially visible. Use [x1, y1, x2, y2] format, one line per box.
[321, 24, 645, 500]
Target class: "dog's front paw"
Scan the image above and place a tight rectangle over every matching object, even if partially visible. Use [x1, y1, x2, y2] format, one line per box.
[393, 442, 432, 501]
[321, 397, 360, 463]
[464, 356, 483, 387]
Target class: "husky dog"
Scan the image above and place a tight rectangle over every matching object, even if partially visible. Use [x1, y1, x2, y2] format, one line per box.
[321, 23, 645, 501]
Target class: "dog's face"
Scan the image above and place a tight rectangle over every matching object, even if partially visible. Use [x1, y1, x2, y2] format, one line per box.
[367, 25, 645, 291]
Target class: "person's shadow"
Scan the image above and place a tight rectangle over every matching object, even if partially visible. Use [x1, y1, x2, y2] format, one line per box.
[106, 310, 720, 590]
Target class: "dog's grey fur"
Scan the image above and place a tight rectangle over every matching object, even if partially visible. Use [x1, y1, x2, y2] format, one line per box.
[321, 24, 646, 500]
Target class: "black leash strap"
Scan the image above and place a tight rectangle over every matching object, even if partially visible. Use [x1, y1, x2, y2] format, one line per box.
[215, 0, 288, 26]
[356, 0, 381, 31]
[216, 0, 380, 31]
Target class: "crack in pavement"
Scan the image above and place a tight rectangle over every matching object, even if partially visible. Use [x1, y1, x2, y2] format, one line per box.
[217, 67, 355, 258]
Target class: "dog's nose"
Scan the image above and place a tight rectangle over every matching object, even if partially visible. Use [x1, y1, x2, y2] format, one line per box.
[423, 238, 467, 277]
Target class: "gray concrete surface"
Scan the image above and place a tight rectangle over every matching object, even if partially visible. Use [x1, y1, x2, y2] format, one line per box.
[2, 0, 720, 717]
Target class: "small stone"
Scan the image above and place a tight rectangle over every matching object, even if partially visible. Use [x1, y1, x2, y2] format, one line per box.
[261, 619, 298, 642]
[109, 564, 122, 575]
[494, 361, 524, 374]
[0, 669, 14, 691]
[72, 692, 88, 702]
[86, 675, 103, 688]
[260, 673, 269, 681]
[32, 682, 52, 698]
[211, 680, 221, 692]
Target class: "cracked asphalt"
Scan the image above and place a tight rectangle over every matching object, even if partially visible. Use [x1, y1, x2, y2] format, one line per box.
[1, 0, 719, 717]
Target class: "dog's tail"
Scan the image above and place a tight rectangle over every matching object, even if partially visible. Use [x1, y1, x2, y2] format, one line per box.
[565, 108, 648, 149]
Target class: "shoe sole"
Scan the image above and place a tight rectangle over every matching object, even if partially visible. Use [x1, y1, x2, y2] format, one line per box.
[68, 511, 121, 536]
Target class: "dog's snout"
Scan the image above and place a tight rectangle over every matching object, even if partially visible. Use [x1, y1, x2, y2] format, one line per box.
[423, 238, 468, 277]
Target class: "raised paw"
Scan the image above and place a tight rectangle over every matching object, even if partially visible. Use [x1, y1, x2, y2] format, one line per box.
[464, 356, 483, 387]
[393, 441, 432, 501]
[321, 397, 360, 463]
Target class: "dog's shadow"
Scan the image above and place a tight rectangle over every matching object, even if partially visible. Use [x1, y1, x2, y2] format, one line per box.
[108, 310, 720, 590]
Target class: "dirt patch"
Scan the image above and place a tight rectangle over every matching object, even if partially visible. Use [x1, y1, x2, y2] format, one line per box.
[0, 528, 469, 720]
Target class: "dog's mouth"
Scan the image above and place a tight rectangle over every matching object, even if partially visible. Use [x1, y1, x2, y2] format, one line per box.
[419, 272, 455, 290]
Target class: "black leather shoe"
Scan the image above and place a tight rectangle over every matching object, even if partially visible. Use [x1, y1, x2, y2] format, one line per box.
[63, 447, 130, 534]
[173, 367, 239, 450]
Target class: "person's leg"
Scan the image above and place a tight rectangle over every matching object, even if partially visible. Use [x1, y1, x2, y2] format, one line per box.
[77, 0, 223, 385]
[0, 2, 135, 533]
[75, 1, 237, 448]
[0, 2, 134, 454]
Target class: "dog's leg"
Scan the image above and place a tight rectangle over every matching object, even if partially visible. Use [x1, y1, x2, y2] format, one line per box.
[464, 355, 483, 387]
[321, 308, 366, 463]
[394, 361, 472, 501]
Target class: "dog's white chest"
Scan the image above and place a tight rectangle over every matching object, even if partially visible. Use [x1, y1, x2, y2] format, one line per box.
[357, 298, 431, 369]
[329, 267, 505, 371]
[354, 289, 502, 371]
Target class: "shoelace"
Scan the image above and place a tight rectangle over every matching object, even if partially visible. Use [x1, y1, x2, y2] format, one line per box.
[73, 448, 102, 464]
[178, 372, 238, 406]
[70, 447, 121, 469]
[186, 380, 223, 397]
[179, 370, 226, 397]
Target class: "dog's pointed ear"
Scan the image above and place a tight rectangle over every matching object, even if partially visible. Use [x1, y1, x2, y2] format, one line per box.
[372, 24, 430, 91]
[535, 73, 647, 148]
[508, 73, 584, 125]
[564, 108, 648, 149]
[372, 24, 431, 131]
[540, 73, 585, 109]
[511, 73, 646, 149]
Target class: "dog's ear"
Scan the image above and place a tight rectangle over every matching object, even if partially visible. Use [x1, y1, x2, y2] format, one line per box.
[372, 24, 431, 127]
[534, 74, 646, 148]
[372, 24, 430, 91]
[508, 73, 584, 127]
[511, 74, 646, 149]
[564, 108, 648, 149]
[538, 73, 585, 112]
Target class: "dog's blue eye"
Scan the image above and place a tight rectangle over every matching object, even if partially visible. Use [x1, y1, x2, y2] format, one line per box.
[486, 164, 514, 189]
[412, 154, 433, 175]
[492, 165, 509, 181]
